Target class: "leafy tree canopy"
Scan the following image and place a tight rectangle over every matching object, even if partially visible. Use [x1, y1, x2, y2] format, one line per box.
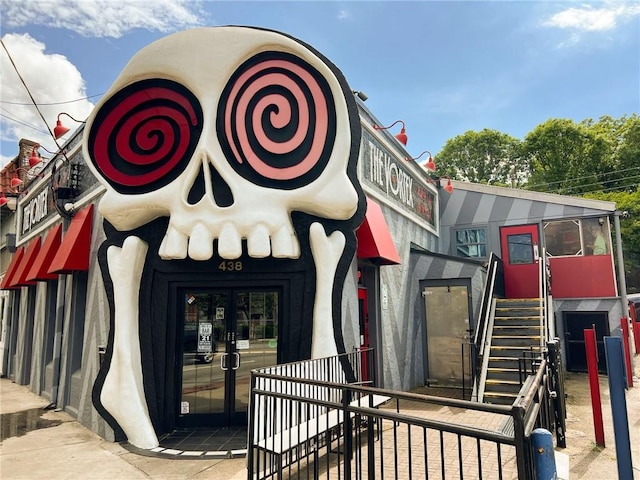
[435, 129, 523, 186]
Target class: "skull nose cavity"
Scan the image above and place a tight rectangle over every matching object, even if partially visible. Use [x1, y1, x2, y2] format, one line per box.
[187, 163, 234, 207]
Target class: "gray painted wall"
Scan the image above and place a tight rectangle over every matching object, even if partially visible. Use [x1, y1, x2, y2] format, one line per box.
[439, 187, 615, 258]
[362, 200, 488, 392]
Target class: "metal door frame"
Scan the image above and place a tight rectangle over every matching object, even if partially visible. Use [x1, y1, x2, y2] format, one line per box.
[175, 283, 284, 428]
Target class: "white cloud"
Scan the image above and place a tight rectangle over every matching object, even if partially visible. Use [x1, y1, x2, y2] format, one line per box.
[544, 2, 640, 32]
[338, 9, 350, 20]
[0, 33, 94, 162]
[0, 0, 204, 38]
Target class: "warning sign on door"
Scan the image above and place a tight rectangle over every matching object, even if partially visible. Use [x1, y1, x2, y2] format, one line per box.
[198, 322, 213, 352]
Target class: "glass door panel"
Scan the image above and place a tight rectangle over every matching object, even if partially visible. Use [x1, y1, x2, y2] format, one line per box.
[180, 292, 228, 423]
[232, 290, 279, 418]
[179, 288, 280, 427]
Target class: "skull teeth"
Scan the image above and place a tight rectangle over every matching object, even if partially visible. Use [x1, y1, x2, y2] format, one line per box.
[158, 223, 300, 261]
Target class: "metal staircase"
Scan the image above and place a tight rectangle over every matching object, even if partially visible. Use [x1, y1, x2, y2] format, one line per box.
[473, 247, 553, 405]
[483, 298, 544, 405]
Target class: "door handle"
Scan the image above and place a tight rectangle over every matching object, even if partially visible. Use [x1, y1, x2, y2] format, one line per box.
[232, 352, 240, 370]
[220, 352, 229, 370]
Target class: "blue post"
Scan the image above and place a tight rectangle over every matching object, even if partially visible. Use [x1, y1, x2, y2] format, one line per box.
[604, 336, 634, 480]
[532, 428, 557, 480]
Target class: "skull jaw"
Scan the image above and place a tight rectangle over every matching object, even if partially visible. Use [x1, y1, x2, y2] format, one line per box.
[97, 219, 347, 448]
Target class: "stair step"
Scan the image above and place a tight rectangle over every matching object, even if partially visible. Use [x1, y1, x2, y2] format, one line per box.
[493, 335, 541, 340]
[490, 347, 542, 356]
[493, 324, 541, 328]
[496, 298, 541, 305]
[493, 316, 541, 322]
[494, 309, 542, 318]
[487, 367, 520, 373]
[485, 379, 521, 386]
[483, 391, 518, 405]
[487, 359, 540, 374]
[492, 337, 541, 347]
[493, 329, 541, 334]
[491, 344, 542, 349]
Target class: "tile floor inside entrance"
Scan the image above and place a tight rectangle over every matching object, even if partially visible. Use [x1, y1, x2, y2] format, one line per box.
[125, 427, 248, 459]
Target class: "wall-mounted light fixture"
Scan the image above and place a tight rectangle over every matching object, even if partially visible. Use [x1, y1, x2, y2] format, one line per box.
[443, 177, 454, 194]
[9, 168, 44, 189]
[373, 120, 408, 145]
[407, 150, 436, 171]
[10, 170, 25, 188]
[28, 144, 59, 169]
[424, 174, 454, 194]
[53, 112, 85, 139]
[0, 182, 18, 207]
[28, 147, 42, 168]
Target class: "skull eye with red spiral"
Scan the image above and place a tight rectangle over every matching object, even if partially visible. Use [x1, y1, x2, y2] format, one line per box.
[87, 79, 203, 194]
[217, 51, 337, 190]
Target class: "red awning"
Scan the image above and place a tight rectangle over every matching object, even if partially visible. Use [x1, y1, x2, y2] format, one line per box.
[0, 247, 26, 290]
[26, 224, 63, 282]
[10, 237, 41, 287]
[48, 204, 94, 274]
[356, 198, 401, 265]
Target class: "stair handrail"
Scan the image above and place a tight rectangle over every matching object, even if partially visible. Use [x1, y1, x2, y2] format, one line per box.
[473, 253, 502, 402]
[538, 247, 552, 347]
[475, 252, 500, 357]
[544, 248, 555, 341]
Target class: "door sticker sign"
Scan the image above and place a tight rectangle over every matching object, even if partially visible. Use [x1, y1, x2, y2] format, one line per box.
[198, 322, 213, 352]
[181, 401, 189, 414]
[216, 307, 225, 319]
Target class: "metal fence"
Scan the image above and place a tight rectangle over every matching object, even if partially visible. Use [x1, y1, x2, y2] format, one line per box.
[248, 347, 564, 479]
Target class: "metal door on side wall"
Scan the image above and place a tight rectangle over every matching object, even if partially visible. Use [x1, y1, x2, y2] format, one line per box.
[500, 224, 540, 299]
[422, 280, 473, 389]
[178, 288, 280, 428]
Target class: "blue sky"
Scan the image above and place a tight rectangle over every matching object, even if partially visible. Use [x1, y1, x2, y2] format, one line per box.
[1, 0, 638, 168]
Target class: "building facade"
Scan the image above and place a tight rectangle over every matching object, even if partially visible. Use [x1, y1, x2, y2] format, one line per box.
[0, 26, 629, 450]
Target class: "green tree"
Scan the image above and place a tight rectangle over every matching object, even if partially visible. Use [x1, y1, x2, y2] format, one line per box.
[522, 119, 610, 194]
[580, 114, 640, 193]
[435, 129, 524, 186]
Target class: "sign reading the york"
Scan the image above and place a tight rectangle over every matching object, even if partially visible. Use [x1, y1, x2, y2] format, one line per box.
[360, 129, 436, 228]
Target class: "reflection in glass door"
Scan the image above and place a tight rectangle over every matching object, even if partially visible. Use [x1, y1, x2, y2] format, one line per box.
[179, 289, 279, 427]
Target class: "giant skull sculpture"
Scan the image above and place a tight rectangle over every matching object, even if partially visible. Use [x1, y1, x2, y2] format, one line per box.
[86, 27, 364, 449]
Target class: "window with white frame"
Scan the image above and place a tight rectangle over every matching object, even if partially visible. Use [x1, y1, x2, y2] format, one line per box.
[455, 228, 487, 258]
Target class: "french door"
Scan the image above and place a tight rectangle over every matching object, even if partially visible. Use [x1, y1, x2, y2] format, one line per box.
[178, 288, 280, 427]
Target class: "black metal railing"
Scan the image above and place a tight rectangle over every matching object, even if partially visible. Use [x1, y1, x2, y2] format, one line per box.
[248, 347, 563, 479]
[472, 253, 504, 398]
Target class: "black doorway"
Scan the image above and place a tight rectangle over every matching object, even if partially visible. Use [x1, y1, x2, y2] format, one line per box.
[563, 311, 609, 373]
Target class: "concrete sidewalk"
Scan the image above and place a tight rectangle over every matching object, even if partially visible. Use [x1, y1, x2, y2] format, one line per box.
[0, 379, 248, 480]
[1, 356, 639, 479]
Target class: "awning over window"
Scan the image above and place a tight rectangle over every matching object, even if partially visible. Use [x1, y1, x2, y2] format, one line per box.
[26, 224, 63, 282]
[356, 198, 401, 265]
[48, 204, 94, 274]
[0, 247, 26, 290]
[10, 237, 41, 287]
